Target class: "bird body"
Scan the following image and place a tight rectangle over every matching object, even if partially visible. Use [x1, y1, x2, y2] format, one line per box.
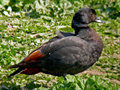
[8, 8, 104, 79]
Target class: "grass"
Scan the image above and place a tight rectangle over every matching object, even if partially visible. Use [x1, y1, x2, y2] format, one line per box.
[0, 0, 120, 89]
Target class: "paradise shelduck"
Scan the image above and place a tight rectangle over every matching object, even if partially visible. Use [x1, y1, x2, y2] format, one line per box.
[8, 8, 104, 80]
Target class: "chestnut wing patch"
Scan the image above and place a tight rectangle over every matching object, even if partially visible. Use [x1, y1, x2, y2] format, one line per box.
[20, 49, 46, 74]
[24, 49, 46, 63]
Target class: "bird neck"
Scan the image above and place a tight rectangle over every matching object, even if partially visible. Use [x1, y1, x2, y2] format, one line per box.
[74, 26, 101, 43]
[71, 21, 90, 36]
[74, 27, 90, 35]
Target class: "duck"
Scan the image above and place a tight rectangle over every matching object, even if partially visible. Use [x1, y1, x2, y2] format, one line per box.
[8, 8, 104, 80]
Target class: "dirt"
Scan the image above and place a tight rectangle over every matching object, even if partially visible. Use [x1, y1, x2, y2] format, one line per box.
[78, 70, 120, 85]
[111, 79, 120, 85]
[113, 54, 120, 59]
[80, 70, 105, 75]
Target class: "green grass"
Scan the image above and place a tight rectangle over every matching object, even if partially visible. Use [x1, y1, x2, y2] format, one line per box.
[0, 0, 120, 89]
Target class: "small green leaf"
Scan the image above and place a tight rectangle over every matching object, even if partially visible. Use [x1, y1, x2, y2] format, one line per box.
[0, 0, 10, 6]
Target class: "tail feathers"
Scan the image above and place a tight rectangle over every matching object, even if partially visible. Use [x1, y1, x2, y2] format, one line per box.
[8, 61, 41, 69]
[8, 68, 23, 77]
[8, 64, 20, 69]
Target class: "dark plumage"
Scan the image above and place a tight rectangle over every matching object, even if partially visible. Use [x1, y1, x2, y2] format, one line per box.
[8, 8, 104, 79]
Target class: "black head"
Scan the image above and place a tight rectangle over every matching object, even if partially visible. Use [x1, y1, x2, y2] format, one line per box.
[72, 8, 104, 29]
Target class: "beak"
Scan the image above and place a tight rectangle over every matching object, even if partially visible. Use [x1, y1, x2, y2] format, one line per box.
[95, 17, 105, 23]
